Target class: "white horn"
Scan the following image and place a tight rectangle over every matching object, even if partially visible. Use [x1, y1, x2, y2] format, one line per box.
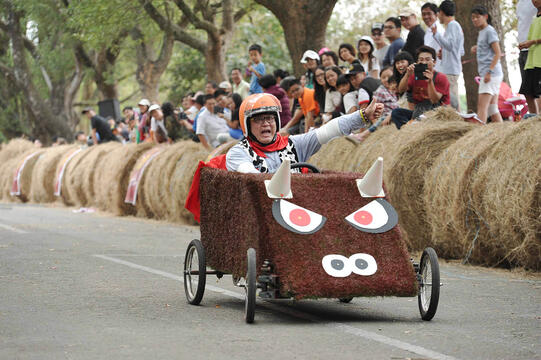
[356, 157, 385, 197]
[265, 159, 293, 199]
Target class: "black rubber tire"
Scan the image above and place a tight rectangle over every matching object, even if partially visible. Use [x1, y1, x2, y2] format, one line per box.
[290, 162, 321, 173]
[418, 247, 440, 321]
[339, 297, 353, 303]
[245, 248, 256, 323]
[183, 239, 206, 305]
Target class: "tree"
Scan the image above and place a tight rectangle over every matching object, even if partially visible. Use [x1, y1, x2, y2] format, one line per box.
[140, 0, 251, 82]
[0, 0, 83, 143]
[254, 0, 338, 76]
[455, 0, 509, 112]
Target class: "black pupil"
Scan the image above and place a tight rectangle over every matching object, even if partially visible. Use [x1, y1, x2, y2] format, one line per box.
[355, 259, 368, 270]
[331, 259, 344, 270]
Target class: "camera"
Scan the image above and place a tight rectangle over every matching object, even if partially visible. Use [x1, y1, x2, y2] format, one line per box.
[214, 106, 225, 114]
[414, 63, 428, 80]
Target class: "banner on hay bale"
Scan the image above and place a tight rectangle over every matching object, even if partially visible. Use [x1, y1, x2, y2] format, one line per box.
[54, 148, 83, 197]
[10, 151, 42, 196]
[124, 146, 164, 205]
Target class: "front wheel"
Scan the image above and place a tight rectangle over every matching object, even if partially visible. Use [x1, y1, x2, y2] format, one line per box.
[418, 247, 440, 321]
[245, 248, 257, 323]
[183, 239, 206, 305]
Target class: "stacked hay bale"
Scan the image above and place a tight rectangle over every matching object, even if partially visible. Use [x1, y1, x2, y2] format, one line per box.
[385, 108, 475, 250]
[30, 145, 79, 203]
[469, 117, 541, 269]
[2, 148, 46, 202]
[59, 147, 93, 206]
[424, 122, 518, 259]
[346, 125, 400, 174]
[93, 142, 155, 215]
[0, 139, 34, 202]
[168, 143, 208, 223]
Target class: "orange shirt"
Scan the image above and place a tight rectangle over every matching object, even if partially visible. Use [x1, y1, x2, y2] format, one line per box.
[298, 87, 320, 117]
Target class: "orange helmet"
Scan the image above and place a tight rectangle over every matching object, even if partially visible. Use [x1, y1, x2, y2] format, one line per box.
[239, 93, 282, 138]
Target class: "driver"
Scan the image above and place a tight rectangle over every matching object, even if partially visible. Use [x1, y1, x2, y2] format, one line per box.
[226, 93, 384, 173]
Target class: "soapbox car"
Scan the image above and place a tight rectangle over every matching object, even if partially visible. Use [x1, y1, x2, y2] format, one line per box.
[184, 160, 440, 324]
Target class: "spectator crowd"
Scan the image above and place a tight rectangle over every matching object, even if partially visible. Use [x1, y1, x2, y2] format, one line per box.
[71, 1, 540, 150]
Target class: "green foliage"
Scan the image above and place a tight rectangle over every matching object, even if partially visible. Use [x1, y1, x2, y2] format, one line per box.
[166, 44, 206, 104]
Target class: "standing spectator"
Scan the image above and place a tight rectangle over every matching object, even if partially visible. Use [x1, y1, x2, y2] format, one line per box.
[421, 3, 443, 71]
[518, 0, 540, 115]
[258, 74, 291, 127]
[313, 66, 327, 114]
[324, 66, 344, 120]
[231, 68, 250, 99]
[357, 36, 380, 78]
[371, 23, 389, 68]
[205, 81, 218, 95]
[399, 8, 425, 58]
[148, 104, 169, 144]
[393, 45, 450, 129]
[196, 94, 230, 149]
[320, 50, 339, 68]
[382, 17, 405, 67]
[281, 78, 320, 134]
[137, 98, 150, 143]
[247, 44, 265, 94]
[191, 94, 206, 139]
[471, 5, 503, 123]
[300, 50, 320, 89]
[338, 43, 360, 66]
[432, 0, 464, 110]
[82, 108, 117, 144]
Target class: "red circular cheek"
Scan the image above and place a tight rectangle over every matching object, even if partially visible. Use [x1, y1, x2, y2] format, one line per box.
[354, 210, 373, 225]
[289, 209, 311, 227]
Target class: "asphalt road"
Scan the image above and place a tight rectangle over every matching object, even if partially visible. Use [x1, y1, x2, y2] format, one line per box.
[0, 203, 539, 360]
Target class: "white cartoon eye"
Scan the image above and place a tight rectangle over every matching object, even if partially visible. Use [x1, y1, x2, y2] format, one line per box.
[272, 199, 326, 234]
[345, 199, 398, 233]
[349, 253, 377, 276]
[322, 255, 352, 277]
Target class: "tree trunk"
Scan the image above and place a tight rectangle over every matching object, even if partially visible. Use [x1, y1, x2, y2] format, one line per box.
[455, 0, 508, 112]
[255, 0, 338, 77]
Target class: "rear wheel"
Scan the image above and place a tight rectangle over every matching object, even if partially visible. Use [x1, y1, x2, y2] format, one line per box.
[245, 248, 256, 323]
[418, 247, 440, 321]
[183, 239, 206, 305]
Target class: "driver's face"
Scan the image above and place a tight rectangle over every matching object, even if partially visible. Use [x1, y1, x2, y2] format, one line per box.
[250, 114, 276, 144]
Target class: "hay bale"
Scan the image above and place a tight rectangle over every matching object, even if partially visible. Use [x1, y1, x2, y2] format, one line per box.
[309, 137, 358, 171]
[9, 149, 46, 202]
[424, 122, 518, 259]
[386, 119, 475, 250]
[30, 145, 79, 203]
[470, 117, 541, 269]
[60, 147, 93, 206]
[422, 106, 464, 123]
[94, 142, 155, 215]
[0, 138, 34, 165]
[347, 125, 401, 174]
[168, 143, 208, 223]
[75, 142, 121, 207]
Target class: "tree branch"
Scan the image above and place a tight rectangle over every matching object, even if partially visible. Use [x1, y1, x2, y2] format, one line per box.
[173, 0, 217, 34]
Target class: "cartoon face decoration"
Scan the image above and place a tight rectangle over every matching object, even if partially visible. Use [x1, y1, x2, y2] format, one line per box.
[322, 253, 377, 277]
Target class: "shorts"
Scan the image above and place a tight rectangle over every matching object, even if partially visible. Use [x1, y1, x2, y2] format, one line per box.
[478, 74, 502, 96]
[519, 67, 541, 98]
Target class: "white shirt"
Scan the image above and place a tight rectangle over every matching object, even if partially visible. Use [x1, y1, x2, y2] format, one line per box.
[343, 92, 358, 113]
[150, 117, 167, 136]
[324, 89, 342, 113]
[195, 108, 230, 148]
[360, 57, 380, 77]
[517, 0, 537, 48]
[424, 22, 444, 72]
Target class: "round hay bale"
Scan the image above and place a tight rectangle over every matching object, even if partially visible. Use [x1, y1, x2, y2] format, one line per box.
[60, 147, 93, 206]
[424, 122, 518, 259]
[421, 105, 464, 123]
[347, 125, 401, 174]
[0, 138, 34, 164]
[77, 142, 122, 208]
[309, 137, 358, 171]
[9, 149, 46, 202]
[92, 142, 155, 215]
[206, 140, 238, 161]
[69, 145, 105, 207]
[29, 145, 79, 203]
[142, 142, 200, 220]
[386, 119, 476, 250]
[168, 144, 208, 223]
[470, 117, 541, 269]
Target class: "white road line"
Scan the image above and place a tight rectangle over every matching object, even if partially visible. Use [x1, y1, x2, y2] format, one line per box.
[94, 254, 461, 360]
[0, 223, 28, 234]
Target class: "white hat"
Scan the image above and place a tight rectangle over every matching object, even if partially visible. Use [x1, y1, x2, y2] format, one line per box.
[138, 98, 151, 106]
[399, 8, 416, 17]
[218, 81, 231, 89]
[358, 35, 375, 50]
[148, 104, 160, 113]
[300, 50, 320, 64]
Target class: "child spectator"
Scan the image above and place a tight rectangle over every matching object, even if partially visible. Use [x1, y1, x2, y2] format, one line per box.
[247, 44, 265, 94]
[518, 0, 541, 115]
[373, 67, 399, 118]
[471, 5, 503, 123]
[281, 78, 320, 134]
[258, 74, 292, 127]
[357, 36, 380, 78]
